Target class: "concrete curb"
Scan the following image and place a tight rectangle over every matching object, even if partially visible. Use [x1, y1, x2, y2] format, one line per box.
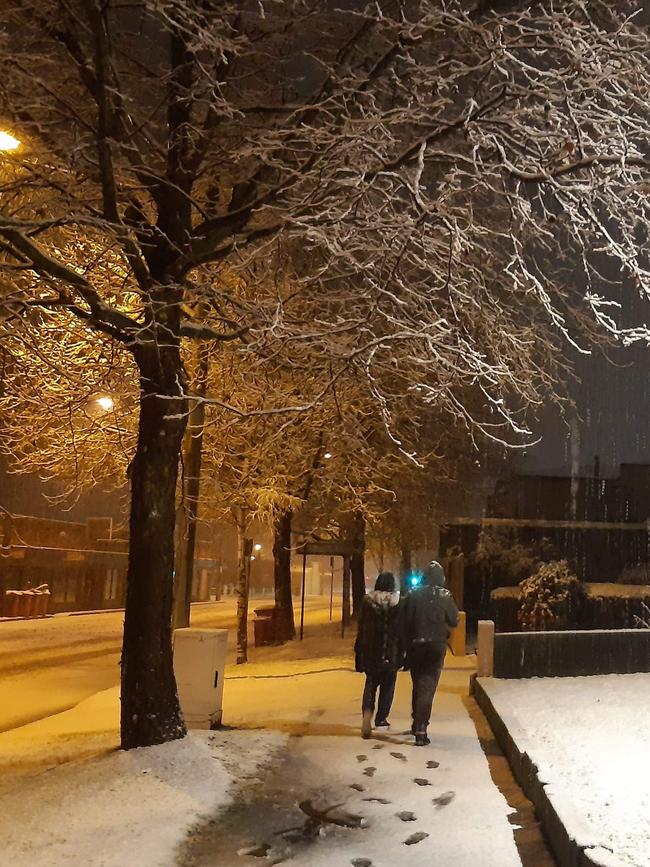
[471, 676, 625, 867]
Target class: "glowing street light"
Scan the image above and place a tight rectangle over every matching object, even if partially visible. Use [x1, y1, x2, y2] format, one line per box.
[323, 452, 333, 460]
[0, 131, 20, 151]
[96, 395, 114, 412]
[254, 543, 262, 553]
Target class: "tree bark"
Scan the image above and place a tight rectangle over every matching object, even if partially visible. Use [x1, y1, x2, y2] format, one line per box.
[399, 539, 412, 595]
[121, 352, 187, 750]
[342, 555, 351, 627]
[235, 511, 251, 664]
[273, 508, 295, 642]
[173, 346, 209, 630]
[350, 512, 366, 619]
[172, 501, 189, 628]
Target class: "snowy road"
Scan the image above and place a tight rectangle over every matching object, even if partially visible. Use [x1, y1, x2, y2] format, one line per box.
[0, 597, 335, 735]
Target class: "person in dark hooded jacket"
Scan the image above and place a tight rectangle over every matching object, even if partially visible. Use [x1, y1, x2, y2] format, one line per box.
[354, 571, 403, 739]
[403, 561, 459, 746]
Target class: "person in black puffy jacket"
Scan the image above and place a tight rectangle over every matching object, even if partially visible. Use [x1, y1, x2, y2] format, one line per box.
[402, 561, 459, 746]
[354, 571, 403, 739]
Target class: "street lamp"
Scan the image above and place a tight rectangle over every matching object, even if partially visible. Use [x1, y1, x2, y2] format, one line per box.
[96, 395, 114, 412]
[254, 543, 262, 553]
[0, 131, 20, 151]
[323, 452, 333, 460]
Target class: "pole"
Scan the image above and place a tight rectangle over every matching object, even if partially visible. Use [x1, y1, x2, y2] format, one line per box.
[329, 556, 334, 622]
[300, 551, 307, 640]
[342, 555, 351, 638]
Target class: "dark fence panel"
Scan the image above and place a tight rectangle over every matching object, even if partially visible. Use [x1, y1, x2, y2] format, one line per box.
[491, 583, 650, 632]
[493, 628, 650, 678]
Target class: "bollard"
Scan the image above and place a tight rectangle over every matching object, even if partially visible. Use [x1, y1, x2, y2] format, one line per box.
[449, 611, 467, 656]
[477, 620, 495, 677]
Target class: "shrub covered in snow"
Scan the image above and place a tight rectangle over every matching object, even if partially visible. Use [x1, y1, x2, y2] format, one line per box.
[518, 560, 584, 631]
[473, 527, 556, 584]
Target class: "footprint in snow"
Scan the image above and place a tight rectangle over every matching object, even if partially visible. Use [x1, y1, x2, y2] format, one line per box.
[351, 859, 373, 867]
[239, 842, 271, 858]
[396, 811, 417, 822]
[350, 783, 365, 792]
[432, 791, 455, 808]
[372, 744, 384, 750]
[356, 755, 367, 763]
[404, 832, 429, 846]
[413, 778, 431, 787]
[390, 752, 407, 762]
[362, 797, 391, 804]
[362, 767, 377, 777]
[426, 760, 440, 769]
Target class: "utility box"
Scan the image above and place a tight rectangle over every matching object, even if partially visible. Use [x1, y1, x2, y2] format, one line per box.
[173, 628, 228, 729]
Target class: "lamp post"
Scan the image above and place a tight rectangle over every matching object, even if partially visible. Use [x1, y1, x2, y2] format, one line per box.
[0, 131, 20, 151]
[250, 544, 262, 595]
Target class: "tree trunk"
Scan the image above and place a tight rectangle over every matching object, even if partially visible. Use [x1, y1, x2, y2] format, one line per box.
[273, 508, 295, 642]
[172, 347, 208, 630]
[350, 512, 366, 619]
[342, 555, 351, 627]
[399, 539, 412, 594]
[235, 512, 251, 664]
[173, 501, 189, 628]
[121, 355, 187, 750]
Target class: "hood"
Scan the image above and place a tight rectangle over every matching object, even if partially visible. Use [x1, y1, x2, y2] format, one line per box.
[422, 560, 446, 587]
[366, 590, 401, 608]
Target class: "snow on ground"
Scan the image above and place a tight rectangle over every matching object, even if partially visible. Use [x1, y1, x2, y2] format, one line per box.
[182, 658, 524, 867]
[0, 606, 526, 867]
[0, 596, 335, 677]
[482, 674, 650, 867]
[0, 687, 284, 867]
[0, 686, 121, 782]
[0, 598, 338, 738]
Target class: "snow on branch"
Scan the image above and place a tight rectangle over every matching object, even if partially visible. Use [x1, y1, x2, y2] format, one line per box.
[1, 0, 650, 455]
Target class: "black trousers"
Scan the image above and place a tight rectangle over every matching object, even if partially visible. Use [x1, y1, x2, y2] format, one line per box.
[409, 643, 446, 732]
[361, 669, 397, 722]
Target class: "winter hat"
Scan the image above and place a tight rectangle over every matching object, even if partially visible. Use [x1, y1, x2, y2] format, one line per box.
[375, 571, 396, 592]
[422, 561, 446, 587]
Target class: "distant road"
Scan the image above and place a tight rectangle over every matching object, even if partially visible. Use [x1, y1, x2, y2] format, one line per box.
[0, 597, 335, 735]
[0, 596, 332, 676]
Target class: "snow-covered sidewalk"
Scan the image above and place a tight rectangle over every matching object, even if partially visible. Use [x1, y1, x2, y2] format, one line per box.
[479, 674, 650, 867]
[179, 660, 525, 867]
[0, 627, 532, 867]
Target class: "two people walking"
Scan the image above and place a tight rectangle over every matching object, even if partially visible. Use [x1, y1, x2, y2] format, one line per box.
[354, 561, 459, 746]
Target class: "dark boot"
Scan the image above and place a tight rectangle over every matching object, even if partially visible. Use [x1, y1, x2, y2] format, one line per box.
[414, 729, 430, 747]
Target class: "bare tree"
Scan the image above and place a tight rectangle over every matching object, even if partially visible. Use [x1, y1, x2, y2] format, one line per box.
[2, 1, 650, 747]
